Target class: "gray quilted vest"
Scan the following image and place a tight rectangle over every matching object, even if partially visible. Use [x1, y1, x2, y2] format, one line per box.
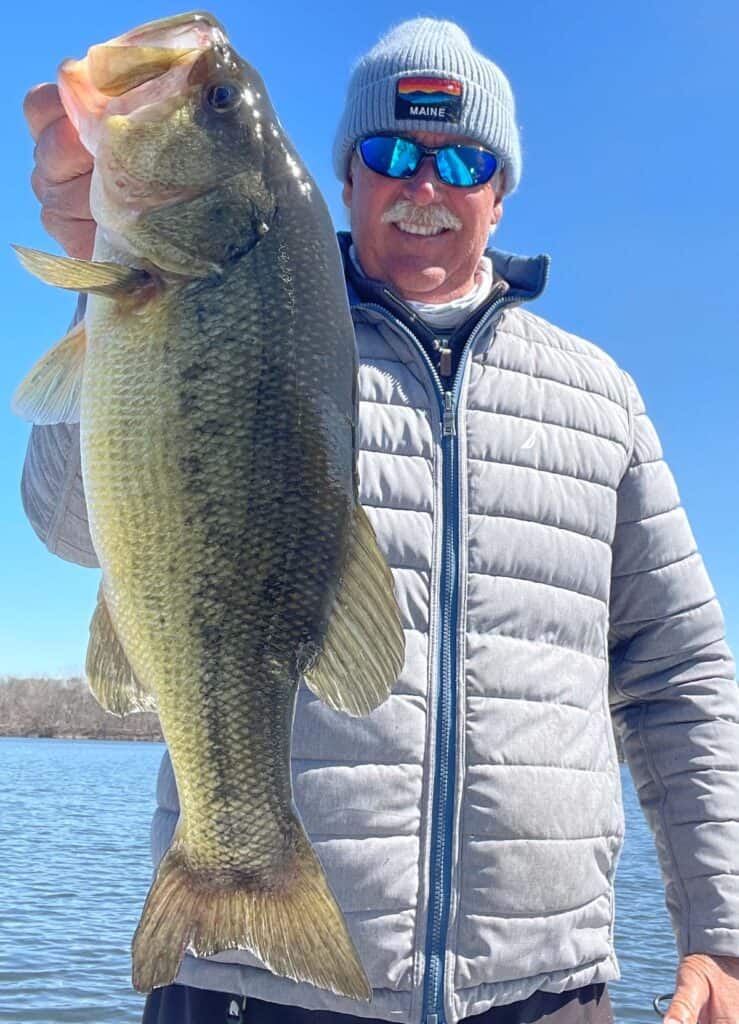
[29, 247, 733, 1023]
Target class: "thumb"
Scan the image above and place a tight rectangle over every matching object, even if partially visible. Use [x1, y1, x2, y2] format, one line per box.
[663, 958, 711, 1024]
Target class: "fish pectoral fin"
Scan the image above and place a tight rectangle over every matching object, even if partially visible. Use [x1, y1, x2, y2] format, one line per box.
[12, 244, 150, 296]
[86, 583, 157, 716]
[304, 503, 405, 717]
[11, 319, 86, 424]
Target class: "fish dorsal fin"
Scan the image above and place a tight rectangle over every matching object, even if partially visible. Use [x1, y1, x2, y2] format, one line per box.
[12, 319, 87, 424]
[12, 245, 150, 295]
[86, 584, 157, 716]
[304, 504, 405, 717]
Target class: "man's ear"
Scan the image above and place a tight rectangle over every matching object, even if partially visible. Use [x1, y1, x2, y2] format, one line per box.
[492, 196, 504, 227]
[342, 159, 355, 208]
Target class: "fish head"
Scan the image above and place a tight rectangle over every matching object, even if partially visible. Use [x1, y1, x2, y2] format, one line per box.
[58, 12, 305, 274]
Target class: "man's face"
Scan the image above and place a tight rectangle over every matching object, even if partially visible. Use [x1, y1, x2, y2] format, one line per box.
[343, 131, 504, 304]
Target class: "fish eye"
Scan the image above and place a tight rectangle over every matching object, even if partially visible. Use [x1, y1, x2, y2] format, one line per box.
[205, 82, 243, 113]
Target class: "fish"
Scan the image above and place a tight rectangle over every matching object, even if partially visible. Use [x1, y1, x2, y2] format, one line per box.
[12, 11, 405, 1001]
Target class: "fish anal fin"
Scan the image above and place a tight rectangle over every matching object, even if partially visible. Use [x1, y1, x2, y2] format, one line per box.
[132, 828, 371, 1001]
[12, 244, 150, 295]
[85, 584, 156, 716]
[304, 504, 405, 717]
[11, 319, 86, 424]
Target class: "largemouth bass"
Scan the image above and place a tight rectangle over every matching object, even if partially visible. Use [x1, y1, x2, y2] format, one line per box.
[13, 11, 405, 1001]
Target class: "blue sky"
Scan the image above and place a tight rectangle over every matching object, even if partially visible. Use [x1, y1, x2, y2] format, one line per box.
[2, 0, 738, 676]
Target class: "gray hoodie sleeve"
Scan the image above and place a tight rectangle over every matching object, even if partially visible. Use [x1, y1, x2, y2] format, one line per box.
[608, 373, 739, 958]
[19, 297, 99, 569]
[151, 748, 179, 868]
[21, 421, 98, 567]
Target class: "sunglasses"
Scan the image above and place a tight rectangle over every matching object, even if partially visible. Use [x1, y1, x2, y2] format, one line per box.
[357, 135, 502, 188]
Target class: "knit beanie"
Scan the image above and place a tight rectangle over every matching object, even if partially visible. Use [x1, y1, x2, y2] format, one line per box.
[332, 18, 521, 195]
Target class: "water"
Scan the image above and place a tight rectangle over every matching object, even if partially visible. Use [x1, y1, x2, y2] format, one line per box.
[0, 738, 676, 1023]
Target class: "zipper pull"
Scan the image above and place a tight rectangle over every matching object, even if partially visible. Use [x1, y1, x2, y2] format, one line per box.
[227, 998, 247, 1022]
[426, 1016, 439, 1024]
[442, 392, 456, 437]
[439, 346, 452, 378]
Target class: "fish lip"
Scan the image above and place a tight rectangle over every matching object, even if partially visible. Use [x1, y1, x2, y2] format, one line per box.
[56, 11, 243, 150]
[57, 49, 199, 156]
[57, 10, 231, 102]
[109, 10, 228, 49]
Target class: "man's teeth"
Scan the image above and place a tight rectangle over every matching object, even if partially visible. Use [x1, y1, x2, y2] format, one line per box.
[395, 221, 447, 236]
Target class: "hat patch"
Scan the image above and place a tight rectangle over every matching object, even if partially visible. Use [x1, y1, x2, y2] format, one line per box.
[395, 76, 462, 122]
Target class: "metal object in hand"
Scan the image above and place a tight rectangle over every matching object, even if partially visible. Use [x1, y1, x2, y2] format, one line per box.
[653, 993, 674, 1017]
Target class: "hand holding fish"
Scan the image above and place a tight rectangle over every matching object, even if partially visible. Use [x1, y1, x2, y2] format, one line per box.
[23, 82, 95, 258]
[663, 954, 739, 1024]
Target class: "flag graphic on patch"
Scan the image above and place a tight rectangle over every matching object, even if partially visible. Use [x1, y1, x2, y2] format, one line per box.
[395, 76, 463, 122]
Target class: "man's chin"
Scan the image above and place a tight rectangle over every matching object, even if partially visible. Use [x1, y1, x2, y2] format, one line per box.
[385, 263, 449, 301]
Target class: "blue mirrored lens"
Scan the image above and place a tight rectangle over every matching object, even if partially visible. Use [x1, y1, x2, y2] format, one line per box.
[436, 146, 498, 186]
[359, 136, 420, 178]
[359, 137, 499, 187]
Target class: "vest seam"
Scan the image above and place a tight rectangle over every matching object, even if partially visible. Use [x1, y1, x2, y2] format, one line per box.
[453, 953, 613, 994]
[467, 510, 612, 546]
[501, 310, 621, 367]
[466, 454, 614, 490]
[465, 630, 606, 661]
[467, 694, 609, 715]
[464, 834, 621, 843]
[478, 355, 631, 412]
[611, 548, 698, 580]
[467, 570, 607, 604]
[465, 406, 629, 452]
[361, 448, 434, 460]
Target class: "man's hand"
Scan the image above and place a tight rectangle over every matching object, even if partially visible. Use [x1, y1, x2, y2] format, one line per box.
[24, 82, 95, 259]
[664, 954, 739, 1024]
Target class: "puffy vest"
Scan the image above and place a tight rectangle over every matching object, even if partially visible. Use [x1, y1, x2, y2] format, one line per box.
[153, 249, 739, 1021]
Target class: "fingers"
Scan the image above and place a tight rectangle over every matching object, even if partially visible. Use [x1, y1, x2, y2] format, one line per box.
[34, 115, 92, 184]
[664, 994, 701, 1024]
[664, 956, 711, 1024]
[23, 83, 66, 142]
[25, 86, 95, 256]
[40, 210, 96, 261]
[32, 169, 93, 220]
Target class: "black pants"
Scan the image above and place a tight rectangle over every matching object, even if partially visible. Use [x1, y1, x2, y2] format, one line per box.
[141, 983, 613, 1024]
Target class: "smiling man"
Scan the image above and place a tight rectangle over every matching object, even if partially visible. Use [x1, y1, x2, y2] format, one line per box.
[21, 17, 739, 1024]
[344, 131, 503, 303]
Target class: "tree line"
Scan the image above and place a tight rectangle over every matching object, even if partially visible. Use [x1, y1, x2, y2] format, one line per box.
[0, 675, 626, 759]
[0, 676, 163, 741]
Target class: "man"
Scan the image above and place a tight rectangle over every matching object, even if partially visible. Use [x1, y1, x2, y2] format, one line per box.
[21, 17, 739, 1024]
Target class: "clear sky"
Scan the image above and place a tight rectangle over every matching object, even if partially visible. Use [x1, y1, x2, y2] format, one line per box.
[2, 0, 737, 677]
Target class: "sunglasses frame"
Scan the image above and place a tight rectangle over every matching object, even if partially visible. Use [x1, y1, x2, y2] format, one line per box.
[356, 134, 503, 189]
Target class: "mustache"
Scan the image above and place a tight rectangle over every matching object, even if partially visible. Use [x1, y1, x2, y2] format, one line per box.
[381, 200, 462, 231]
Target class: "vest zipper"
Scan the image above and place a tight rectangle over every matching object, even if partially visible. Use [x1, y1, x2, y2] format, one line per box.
[355, 292, 524, 1024]
[443, 392, 456, 437]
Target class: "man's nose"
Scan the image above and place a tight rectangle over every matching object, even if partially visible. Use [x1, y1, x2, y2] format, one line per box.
[402, 156, 441, 204]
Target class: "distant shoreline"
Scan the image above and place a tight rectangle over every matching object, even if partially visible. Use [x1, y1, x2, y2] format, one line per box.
[2, 675, 626, 758]
[0, 676, 164, 743]
[1, 731, 162, 742]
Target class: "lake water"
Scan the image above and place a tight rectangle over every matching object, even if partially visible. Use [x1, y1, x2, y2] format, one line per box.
[0, 737, 676, 1023]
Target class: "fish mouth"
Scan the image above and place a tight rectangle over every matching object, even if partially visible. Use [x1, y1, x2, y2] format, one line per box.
[58, 11, 232, 153]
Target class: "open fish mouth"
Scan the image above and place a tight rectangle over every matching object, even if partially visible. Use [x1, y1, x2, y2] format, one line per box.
[57, 12, 232, 153]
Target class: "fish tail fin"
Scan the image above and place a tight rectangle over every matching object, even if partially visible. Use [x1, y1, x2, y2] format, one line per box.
[132, 831, 371, 1002]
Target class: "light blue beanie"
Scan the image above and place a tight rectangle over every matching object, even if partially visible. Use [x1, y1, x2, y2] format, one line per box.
[332, 18, 522, 195]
